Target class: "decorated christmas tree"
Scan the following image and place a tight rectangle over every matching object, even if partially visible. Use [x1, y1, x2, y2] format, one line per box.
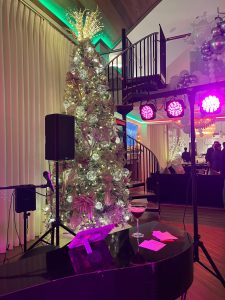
[46, 9, 130, 230]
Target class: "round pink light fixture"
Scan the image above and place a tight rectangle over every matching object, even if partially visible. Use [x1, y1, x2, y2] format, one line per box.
[166, 99, 185, 118]
[139, 104, 156, 120]
[200, 95, 221, 114]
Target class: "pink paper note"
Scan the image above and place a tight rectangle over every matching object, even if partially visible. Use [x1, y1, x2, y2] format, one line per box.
[139, 239, 166, 251]
[152, 230, 178, 242]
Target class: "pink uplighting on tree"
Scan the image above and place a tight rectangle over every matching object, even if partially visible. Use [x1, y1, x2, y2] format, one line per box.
[139, 104, 156, 120]
[166, 100, 185, 118]
[200, 95, 221, 114]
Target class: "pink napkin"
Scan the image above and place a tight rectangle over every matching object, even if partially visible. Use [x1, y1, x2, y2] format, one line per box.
[152, 230, 178, 242]
[139, 239, 166, 251]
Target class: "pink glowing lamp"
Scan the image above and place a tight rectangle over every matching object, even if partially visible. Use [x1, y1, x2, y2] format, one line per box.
[166, 99, 185, 118]
[200, 95, 221, 114]
[139, 104, 156, 120]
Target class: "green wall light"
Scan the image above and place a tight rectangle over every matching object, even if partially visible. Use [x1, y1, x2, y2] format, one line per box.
[127, 115, 145, 124]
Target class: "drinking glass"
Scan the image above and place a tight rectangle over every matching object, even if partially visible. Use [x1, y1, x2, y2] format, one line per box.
[129, 202, 146, 238]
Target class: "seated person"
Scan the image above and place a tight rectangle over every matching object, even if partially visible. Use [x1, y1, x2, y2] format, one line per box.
[181, 147, 191, 163]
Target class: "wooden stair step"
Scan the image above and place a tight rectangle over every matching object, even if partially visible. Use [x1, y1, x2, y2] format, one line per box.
[128, 181, 145, 188]
[129, 191, 156, 201]
[129, 198, 160, 214]
[146, 203, 160, 213]
[126, 74, 166, 89]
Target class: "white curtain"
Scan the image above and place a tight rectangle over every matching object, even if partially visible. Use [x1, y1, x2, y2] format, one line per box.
[0, 0, 73, 252]
[147, 124, 168, 170]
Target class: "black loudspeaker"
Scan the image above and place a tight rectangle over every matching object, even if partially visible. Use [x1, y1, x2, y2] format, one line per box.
[45, 114, 75, 161]
[46, 246, 74, 279]
[15, 185, 36, 213]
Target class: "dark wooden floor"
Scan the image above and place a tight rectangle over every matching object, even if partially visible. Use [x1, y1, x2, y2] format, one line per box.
[0, 204, 225, 299]
[144, 205, 225, 300]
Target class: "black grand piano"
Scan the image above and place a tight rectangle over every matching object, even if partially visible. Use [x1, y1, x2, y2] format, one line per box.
[0, 221, 193, 300]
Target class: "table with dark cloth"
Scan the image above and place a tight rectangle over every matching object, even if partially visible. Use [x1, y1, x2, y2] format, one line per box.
[147, 173, 224, 208]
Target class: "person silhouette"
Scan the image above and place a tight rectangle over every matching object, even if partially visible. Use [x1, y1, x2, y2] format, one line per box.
[181, 147, 191, 163]
[220, 142, 225, 208]
[205, 141, 220, 175]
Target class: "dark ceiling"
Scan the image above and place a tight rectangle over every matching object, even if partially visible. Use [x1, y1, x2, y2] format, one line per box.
[31, 0, 162, 48]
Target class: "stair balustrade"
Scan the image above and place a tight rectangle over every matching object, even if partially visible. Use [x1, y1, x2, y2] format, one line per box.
[126, 135, 160, 190]
[106, 26, 166, 106]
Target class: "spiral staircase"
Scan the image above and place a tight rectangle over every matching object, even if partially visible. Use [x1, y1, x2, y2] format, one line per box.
[107, 26, 166, 105]
[106, 27, 167, 213]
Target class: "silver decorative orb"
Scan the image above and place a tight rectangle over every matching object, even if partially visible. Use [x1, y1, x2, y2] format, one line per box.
[95, 202, 103, 210]
[86, 171, 97, 181]
[66, 195, 73, 203]
[201, 41, 211, 55]
[177, 82, 184, 89]
[202, 54, 211, 61]
[189, 75, 198, 84]
[201, 47, 211, 55]
[210, 35, 225, 54]
[201, 41, 210, 48]
[211, 26, 221, 37]
[220, 20, 225, 33]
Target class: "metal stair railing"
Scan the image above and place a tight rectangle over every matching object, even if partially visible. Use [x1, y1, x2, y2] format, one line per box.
[106, 29, 166, 106]
[159, 24, 166, 83]
[126, 134, 160, 191]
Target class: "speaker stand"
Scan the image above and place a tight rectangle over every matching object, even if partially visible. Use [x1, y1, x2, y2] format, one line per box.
[28, 161, 75, 251]
[0, 183, 46, 253]
[23, 211, 30, 252]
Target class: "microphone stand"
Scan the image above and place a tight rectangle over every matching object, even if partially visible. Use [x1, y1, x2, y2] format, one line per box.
[0, 183, 47, 252]
[0, 164, 76, 253]
[28, 161, 76, 252]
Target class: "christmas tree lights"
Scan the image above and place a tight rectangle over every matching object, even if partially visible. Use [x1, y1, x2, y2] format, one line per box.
[45, 9, 130, 230]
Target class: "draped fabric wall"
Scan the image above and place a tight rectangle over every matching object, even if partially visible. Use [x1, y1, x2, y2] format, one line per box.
[0, 0, 73, 253]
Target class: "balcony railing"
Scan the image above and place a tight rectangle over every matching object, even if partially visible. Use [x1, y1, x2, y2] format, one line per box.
[106, 26, 166, 106]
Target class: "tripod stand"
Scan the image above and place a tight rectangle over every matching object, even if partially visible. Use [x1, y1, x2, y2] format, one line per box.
[0, 183, 47, 253]
[28, 161, 75, 251]
[188, 90, 225, 287]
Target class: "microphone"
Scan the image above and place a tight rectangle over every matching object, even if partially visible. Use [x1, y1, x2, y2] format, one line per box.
[43, 171, 54, 192]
